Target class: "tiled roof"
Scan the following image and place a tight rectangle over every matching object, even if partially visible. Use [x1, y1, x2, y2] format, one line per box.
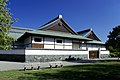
[77, 29, 91, 36]
[21, 30, 92, 40]
[9, 27, 106, 45]
[8, 16, 105, 45]
[77, 28, 101, 41]
[9, 27, 91, 40]
[9, 32, 23, 39]
[9, 27, 34, 39]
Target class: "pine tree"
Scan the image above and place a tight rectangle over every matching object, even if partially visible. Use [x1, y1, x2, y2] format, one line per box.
[106, 26, 120, 58]
[0, 0, 15, 50]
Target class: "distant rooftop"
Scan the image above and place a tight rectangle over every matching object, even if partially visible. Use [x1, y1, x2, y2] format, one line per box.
[77, 28, 92, 36]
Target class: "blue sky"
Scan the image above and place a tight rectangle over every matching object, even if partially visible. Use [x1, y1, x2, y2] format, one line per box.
[9, 0, 120, 41]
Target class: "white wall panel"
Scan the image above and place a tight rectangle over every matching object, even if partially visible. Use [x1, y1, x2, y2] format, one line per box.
[64, 46, 72, 49]
[64, 39, 72, 45]
[25, 49, 88, 55]
[44, 44, 54, 49]
[100, 46, 106, 50]
[100, 50, 109, 54]
[81, 44, 87, 50]
[55, 45, 63, 49]
[81, 47, 87, 50]
[44, 37, 54, 44]
[88, 47, 99, 50]
[100, 48, 106, 50]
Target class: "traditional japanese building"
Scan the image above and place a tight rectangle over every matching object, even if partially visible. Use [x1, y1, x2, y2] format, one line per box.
[0, 15, 109, 62]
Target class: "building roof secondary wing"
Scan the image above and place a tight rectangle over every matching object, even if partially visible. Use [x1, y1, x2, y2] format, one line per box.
[77, 28, 101, 41]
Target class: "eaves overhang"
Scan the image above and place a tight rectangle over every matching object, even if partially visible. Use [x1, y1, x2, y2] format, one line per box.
[17, 30, 92, 41]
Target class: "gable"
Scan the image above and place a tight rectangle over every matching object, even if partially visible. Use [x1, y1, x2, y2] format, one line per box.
[86, 31, 101, 41]
[38, 15, 77, 34]
[46, 24, 71, 33]
[77, 29, 91, 36]
[40, 20, 71, 33]
[77, 29, 101, 41]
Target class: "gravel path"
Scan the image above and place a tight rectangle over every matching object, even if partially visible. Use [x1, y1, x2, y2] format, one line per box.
[0, 61, 89, 71]
[0, 58, 119, 71]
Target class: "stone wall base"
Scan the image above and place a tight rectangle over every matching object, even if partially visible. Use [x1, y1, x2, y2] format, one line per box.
[25, 54, 88, 62]
[0, 54, 110, 62]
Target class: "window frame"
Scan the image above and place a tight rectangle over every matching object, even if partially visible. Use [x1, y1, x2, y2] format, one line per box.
[56, 39, 63, 44]
[34, 37, 42, 42]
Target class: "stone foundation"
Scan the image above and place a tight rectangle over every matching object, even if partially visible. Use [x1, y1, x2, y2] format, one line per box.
[25, 54, 88, 62]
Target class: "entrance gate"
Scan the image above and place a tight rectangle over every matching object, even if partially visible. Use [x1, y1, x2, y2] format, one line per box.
[89, 51, 99, 59]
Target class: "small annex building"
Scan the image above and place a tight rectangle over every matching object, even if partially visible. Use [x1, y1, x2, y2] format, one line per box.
[0, 15, 109, 62]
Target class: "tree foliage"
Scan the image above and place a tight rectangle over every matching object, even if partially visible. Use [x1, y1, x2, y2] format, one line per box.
[106, 26, 120, 57]
[0, 0, 15, 50]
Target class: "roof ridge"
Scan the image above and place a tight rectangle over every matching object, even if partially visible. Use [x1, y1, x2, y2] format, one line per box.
[77, 28, 91, 33]
[31, 29, 73, 35]
[12, 26, 34, 31]
[58, 14, 62, 18]
[38, 15, 62, 29]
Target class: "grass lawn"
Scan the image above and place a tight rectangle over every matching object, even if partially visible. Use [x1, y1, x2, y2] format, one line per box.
[0, 62, 120, 80]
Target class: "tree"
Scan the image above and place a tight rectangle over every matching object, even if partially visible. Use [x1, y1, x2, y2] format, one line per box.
[0, 0, 15, 50]
[106, 26, 120, 59]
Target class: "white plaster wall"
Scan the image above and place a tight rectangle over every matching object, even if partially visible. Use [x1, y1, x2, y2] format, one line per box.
[64, 39, 72, 49]
[44, 44, 54, 49]
[44, 37, 54, 49]
[0, 49, 25, 55]
[31, 37, 73, 49]
[81, 47, 87, 50]
[87, 44, 98, 50]
[64, 46, 72, 49]
[25, 49, 88, 55]
[100, 50, 109, 54]
[44, 37, 54, 44]
[72, 43, 79, 49]
[88, 47, 98, 51]
[55, 45, 64, 49]
[81, 44, 87, 50]
[55, 38, 64, 49]
[100, 46, 106, 50]
[64, 39, 72, 45]
[100, 48, 106, 50]
[87, 44, 107, 51]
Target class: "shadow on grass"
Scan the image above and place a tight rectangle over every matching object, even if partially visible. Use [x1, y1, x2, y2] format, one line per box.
[18, 62, 120, 80]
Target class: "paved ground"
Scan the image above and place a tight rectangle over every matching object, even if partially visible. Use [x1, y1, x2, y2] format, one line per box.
[0, 61, 90, 71]
[0, 58, 119, 71]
